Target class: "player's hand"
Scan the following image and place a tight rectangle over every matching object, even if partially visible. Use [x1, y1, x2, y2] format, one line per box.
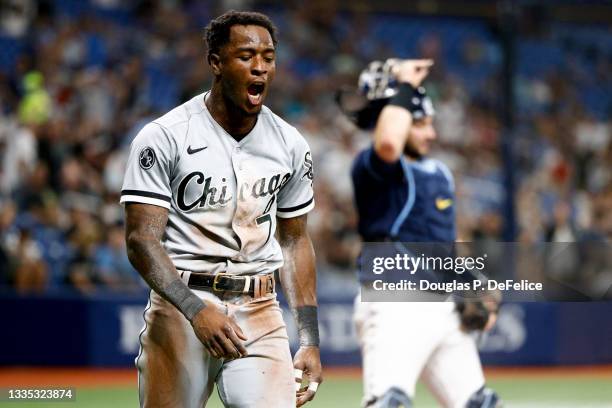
[484, 308, 498, 331]
[293, 346, 323, 407]
[190, 301, 248, 359]
[390, 59, 434, 88]
[482, 290, 502, 331]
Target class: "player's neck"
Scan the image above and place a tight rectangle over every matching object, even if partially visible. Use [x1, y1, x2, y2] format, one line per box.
[206, 87, 257, 141]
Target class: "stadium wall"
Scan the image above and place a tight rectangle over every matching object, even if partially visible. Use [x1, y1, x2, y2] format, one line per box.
[1, 293, 611, 367]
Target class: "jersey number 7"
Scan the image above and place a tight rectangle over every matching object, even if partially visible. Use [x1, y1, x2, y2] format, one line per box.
[256, 213, 272, 246]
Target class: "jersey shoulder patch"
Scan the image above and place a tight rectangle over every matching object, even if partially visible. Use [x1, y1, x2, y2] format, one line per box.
[138, 146, 157, 170]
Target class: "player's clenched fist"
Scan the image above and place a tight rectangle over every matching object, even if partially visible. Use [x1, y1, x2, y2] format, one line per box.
[293, 346, 323, 407]
[190, 302, 248, 359]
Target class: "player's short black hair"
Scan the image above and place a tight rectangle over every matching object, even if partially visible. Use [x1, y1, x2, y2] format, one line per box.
[204, 10, 278, 61]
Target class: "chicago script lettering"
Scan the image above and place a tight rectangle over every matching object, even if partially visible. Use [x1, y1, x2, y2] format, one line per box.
[177, 171, 291, 212]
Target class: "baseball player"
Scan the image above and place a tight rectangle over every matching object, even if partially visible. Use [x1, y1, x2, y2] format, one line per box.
[121, 11, 322, 408]
[344, 60, 501, 407]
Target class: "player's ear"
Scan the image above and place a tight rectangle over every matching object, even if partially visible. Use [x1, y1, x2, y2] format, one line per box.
[209, 53, 222, 76]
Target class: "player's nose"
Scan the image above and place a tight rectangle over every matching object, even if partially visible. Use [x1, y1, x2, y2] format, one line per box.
[425, 123, 437, 140]
[251, 55, 267, 76]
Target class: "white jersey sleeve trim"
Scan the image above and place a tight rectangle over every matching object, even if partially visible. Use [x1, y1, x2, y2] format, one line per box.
[435, 160, 455, 191]
[276, 197, 315, 218]
[120, 190, 172, 209]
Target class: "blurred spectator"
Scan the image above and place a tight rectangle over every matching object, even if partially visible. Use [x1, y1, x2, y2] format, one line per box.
[0, 116, 37, 195]
[65, 208, 101, 294]
[0, 0, 35, 38]
[1, 199, 48, 292]
[545, 201, 577, 242]
[18, 71, 52, 126]
[11, 228, 48, 293]
[93, 222, 142, 292]
[0, 199, 17, 286]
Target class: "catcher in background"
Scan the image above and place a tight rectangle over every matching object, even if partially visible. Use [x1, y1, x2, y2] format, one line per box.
[342, 59, 501, 408]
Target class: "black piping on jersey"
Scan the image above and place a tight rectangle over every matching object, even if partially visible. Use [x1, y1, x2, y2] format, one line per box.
[277, 196, 314, 213]
[121, 189, 172, 203]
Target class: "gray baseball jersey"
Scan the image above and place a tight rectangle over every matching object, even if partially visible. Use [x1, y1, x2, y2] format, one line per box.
[120, 92, 314, 276]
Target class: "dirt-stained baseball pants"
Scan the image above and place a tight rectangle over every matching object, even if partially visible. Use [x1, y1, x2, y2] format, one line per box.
[136, 288, 295, 408]
[354, 296, 485, 408]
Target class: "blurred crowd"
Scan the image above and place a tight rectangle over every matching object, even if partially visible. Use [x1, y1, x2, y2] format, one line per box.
[0, 0, 610, 295]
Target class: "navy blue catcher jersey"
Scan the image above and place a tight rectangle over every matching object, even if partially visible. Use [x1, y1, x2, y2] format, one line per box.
[352, 146, 456, 282]
[351, 146, 456, 243]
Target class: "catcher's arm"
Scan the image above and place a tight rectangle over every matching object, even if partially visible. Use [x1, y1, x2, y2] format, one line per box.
[373, 59, 433, 163]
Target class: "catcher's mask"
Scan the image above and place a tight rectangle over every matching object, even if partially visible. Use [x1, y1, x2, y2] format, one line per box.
[336, 59, 434, 129]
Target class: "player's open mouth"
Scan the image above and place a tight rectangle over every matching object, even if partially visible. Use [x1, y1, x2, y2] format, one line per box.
[247, 82, 265, 106]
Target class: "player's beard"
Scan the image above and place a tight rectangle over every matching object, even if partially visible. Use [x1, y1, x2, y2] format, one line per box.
[403, 141, 423, 160]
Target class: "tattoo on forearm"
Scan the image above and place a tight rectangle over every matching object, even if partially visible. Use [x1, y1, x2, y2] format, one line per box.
[126, 204, 205, 320]
[277, 215, 319, 346]
[294, 305, 320, 346]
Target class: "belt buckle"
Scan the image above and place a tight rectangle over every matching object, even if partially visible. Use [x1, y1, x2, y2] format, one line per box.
[266, 275, 274, 293]
[213, 273, 230, 292]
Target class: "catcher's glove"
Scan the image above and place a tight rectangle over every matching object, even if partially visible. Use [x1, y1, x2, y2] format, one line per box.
[455, 290, 501, 332]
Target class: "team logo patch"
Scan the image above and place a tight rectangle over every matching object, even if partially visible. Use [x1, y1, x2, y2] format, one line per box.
[435, 197, 453, 211]
[301, 151, 314, 185]
[139, 147, 156, 170]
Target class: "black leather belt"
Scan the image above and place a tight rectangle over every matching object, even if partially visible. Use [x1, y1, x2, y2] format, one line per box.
[184, 272, 275, 298]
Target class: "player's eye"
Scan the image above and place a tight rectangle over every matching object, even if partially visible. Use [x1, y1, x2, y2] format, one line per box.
[263, 53, 275, 63]
[239, 55, 251, 61]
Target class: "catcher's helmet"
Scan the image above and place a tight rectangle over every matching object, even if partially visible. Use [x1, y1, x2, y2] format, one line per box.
[358, 59, 400, 100]
[336, 59, 434, 129]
